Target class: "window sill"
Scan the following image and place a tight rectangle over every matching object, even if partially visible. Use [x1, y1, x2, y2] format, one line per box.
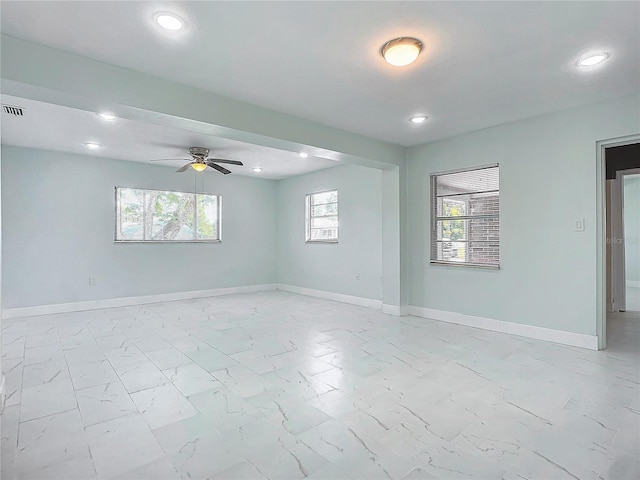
[430, 260, 500, 270]
[115, 240, 222, 244]
[305, 240, 338, 244]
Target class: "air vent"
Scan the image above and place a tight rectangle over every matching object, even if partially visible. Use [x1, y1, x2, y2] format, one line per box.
[2, 105, 24, 116]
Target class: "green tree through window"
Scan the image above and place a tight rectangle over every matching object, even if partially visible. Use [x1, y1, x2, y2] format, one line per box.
[116, 187, 220, 242]
[442, 200, 466, 241]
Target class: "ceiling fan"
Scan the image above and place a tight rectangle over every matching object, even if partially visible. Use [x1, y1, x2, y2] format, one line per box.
[151, 146, 243, 174]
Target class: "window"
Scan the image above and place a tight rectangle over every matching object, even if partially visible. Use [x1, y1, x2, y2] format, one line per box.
[115, 187, 221, 242]
[306, 190, 338, 242]
[431, 165, 499, 267]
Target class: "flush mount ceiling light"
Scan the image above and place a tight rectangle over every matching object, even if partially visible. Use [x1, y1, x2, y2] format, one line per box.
[578, 52, 609, 67]
[97, 112, 117, 120]
[381, 37, 423, 67]
[155, 12, 184, 31]
[410, 115, 428, 124]
[191, 162, 207, 172]
[298, 152, 309, 158]
[84, 142, 102, 149]
[252, 167, 263, 173]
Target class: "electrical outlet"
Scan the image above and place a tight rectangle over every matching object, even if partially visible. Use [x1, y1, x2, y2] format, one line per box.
[89, 277, 96, 286]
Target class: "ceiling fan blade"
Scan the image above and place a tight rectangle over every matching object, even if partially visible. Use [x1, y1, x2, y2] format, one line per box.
[150, 158, 190, 162]
[207, 162, 232, 175]
[176, 163, 193, 173]
[207, 158, 243, 166]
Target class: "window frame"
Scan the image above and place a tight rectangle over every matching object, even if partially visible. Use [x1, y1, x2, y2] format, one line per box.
[114, 186, 222, 243]
[305, 189, 338, 243]
[430, 164, 500, 269]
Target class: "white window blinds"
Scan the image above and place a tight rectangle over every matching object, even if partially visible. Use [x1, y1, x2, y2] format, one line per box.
[431, 165, 500, 267]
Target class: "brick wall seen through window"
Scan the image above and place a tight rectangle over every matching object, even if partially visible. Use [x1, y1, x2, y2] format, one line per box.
[431, 165, 499, 267]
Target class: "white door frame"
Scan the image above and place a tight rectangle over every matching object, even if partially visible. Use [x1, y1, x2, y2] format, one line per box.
[610, 168, 640, 314]
[619, 168, 640, 309]
[610, 172, 626, 312]
[596, 134, 640, 350]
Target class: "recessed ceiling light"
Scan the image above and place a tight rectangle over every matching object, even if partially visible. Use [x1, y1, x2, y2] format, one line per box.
[381, 37, 423, 67]
[298, 152, 308, 158]
[155, 12, 184, 31]
[97, 112, 117, 120]
[410, 115, 428, 124]
[84, 142, 102, 149]
[252, 167, 263, 173]
[578, 53, 609, 67]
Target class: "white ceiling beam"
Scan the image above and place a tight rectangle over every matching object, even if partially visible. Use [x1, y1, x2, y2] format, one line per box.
[1, 35, 405, 170]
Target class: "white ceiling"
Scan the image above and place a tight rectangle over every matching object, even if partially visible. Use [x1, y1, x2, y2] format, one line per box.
[1, 1, 638, 149]
[1, 95, 338, 179]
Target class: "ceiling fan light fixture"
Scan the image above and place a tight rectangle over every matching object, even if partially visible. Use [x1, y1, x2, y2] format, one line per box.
[381, 37, 423, 66]
[410, 115, 428, 124]
[155, 12, 184, 31]
[191, 163, 207, 172]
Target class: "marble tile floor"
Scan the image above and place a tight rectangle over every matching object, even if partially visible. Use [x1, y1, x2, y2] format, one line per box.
[1, 291, 638, 480]
[625, 287, 640, 313]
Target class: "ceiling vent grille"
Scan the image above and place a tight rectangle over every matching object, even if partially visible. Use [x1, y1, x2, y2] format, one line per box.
[2, 105, 24, 116]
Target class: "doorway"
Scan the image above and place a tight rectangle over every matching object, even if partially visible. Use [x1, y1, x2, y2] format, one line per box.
[622, 172, 640, 312]
[598, 138, 640, 350]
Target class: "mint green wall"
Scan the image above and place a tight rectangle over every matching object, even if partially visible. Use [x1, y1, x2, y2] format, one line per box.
[382, 167, 401, 307]
[276, 164, 383, 300]
[1, 146, 278, 308]
[2, 147, 384, 309]
[2, 94, 638, 340]
[406, 95, 640, 336]
[624, 175, 640, 283]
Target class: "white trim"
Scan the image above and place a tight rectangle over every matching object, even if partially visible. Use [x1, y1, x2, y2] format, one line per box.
[1, 284, 278, 320]
[611, 174, 626, 312]
[407, 306, 599, 350]
[628, 281, 640, 288]
[381, 304, 407, 316]
[430, 163, 499, 177]
[277, 284, 382, 310]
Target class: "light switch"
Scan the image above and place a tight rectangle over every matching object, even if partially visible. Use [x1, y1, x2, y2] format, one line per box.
[574, 219, 585, 232]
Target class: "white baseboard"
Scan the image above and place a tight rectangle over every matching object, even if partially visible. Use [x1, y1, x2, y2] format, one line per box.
[1, 284, 278, 320]
[2, 285, 598, 350]
[407, 305, 599, 350]
[381, 304, 407, 316]
[277, 284, 383, 310]
[628, 281, 640, 288]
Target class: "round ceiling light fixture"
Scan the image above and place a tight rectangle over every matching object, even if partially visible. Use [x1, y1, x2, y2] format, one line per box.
[381, 37, 423, 67]
[410, 115, 428, 124]
[84, 142, 102, 149]
[191, 163, 207, 172]
[252, 167, 263, 173]
[298, 152, 309, 158]
[578, 52, 609, 67]
[155, 12, 184, 31]
[97, 112, 117, 120]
